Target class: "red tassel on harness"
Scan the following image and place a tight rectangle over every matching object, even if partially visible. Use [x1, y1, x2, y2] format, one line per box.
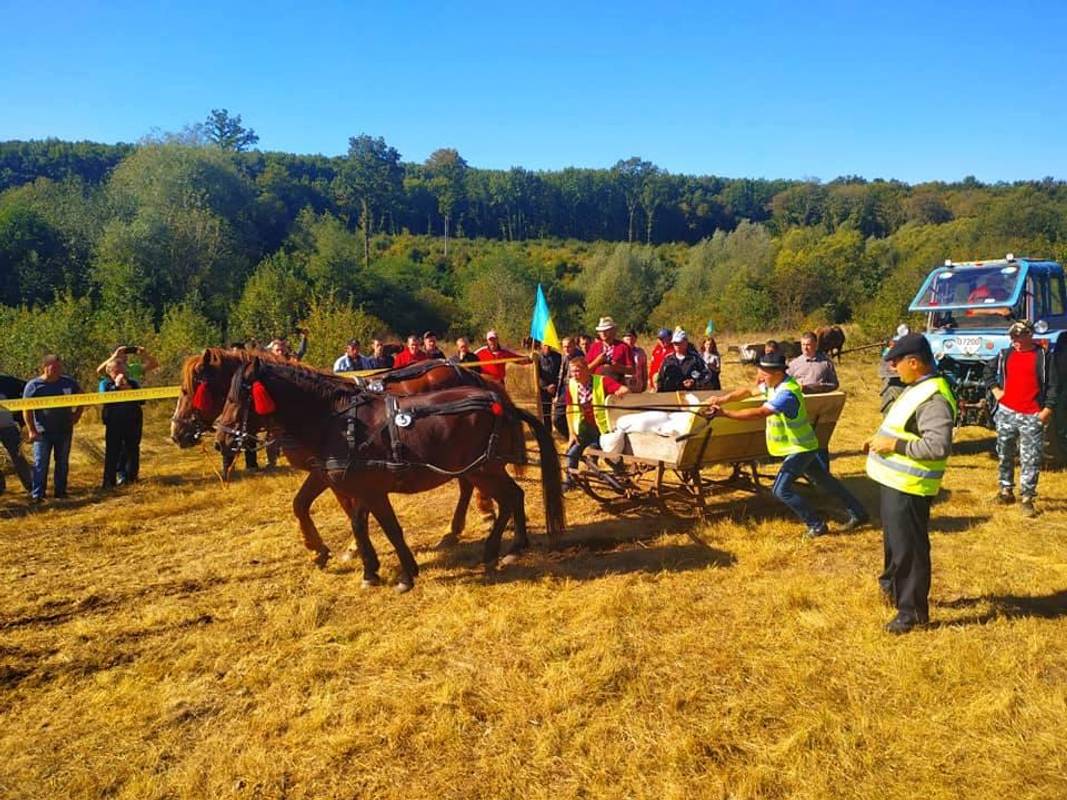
[490, 401, 504, 416]
[251, 381, 277, 415]
[191, 382, 212, 413]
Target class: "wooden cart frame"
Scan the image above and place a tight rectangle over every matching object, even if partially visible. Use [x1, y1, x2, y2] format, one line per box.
[569, 390, 847, 517]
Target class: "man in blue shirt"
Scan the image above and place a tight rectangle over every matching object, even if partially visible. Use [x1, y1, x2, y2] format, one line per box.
[22, 354, 83, 503]
[333, 339, 375, 373]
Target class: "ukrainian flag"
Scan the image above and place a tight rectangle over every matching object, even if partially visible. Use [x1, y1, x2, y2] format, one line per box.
[530, 283, 561, 350]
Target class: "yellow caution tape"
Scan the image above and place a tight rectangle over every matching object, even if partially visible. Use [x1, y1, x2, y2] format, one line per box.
[0, 385, 181, 413]
[2, 357, 533, 412]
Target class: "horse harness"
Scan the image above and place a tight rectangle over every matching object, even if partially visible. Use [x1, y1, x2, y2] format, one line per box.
[324, 390, 509, 477]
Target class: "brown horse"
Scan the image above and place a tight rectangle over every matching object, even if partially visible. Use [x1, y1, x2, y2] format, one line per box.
[170, 349, 524, 569]
[215, 358, 565, 591]
[815, 325, 846, 362]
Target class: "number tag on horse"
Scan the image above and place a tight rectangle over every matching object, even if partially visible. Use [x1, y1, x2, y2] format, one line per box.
[394, 412, 413, 428]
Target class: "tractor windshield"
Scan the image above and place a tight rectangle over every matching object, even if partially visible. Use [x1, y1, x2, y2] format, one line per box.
[911, 265, 1029, 329]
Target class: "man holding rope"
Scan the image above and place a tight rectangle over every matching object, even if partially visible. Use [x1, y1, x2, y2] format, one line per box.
[706, 352, 868, 537]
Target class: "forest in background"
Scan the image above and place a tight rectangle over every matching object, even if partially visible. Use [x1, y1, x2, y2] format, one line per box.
[2, 111, 1067, 384]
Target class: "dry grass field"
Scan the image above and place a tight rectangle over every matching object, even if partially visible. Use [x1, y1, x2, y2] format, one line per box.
[1, 353, 1065, 799]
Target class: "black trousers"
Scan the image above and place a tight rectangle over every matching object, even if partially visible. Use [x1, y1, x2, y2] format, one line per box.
[541, 392, 569, 440]
[103, 417, 142, 487]
[879, 486, 932, 623]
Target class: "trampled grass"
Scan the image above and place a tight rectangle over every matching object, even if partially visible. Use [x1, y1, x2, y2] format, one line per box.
[0, 354, 1065, 799]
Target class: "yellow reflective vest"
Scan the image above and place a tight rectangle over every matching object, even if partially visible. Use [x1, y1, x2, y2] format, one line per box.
[568, 375, 612, 435]
[866, 375, 956, 496]
[762, 377, 819, 457]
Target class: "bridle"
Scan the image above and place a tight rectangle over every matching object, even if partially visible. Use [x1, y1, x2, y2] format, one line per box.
[171, 378, 215, 442]
[214, 371, 276, 455]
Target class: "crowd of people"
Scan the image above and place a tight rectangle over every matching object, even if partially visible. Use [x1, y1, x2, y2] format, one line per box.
[1, 318, 1059, 635]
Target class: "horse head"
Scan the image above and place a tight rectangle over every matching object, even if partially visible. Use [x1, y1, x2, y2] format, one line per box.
[170, 347, 248, 448]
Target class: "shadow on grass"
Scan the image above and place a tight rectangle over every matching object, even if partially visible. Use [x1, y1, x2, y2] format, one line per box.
[426, 516, 735, 584]
[934, 589, 1067, 625]
[951, 437, 997, 457]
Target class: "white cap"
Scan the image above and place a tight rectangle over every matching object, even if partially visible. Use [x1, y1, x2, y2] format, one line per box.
[671, 330, 687, 344]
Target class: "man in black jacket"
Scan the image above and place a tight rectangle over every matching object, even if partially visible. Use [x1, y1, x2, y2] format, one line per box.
[983, 320, 1059, 517]
[656, 330, 710, 392]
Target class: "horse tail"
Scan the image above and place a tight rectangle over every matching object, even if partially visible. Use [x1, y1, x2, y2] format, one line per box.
[513, 406, 565, 537]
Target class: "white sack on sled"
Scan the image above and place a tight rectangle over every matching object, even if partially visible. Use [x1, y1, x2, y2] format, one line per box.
[598, 430, 627, 454]
[615, 393, 701, 439]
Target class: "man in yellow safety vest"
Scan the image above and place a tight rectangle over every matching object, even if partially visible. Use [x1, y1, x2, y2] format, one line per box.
[707, 352, 868, 537]
[866, 333, 956, 634]
[562, 356, 629, 490]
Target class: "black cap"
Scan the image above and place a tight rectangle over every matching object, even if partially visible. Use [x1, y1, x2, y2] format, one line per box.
[884, 333, 933, 362]
[756, 353, 788, 371]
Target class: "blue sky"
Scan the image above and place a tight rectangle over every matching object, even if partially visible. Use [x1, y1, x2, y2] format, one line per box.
[2, 1, 1065, 182]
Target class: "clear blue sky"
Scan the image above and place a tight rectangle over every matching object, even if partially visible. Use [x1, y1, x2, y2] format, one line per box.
[3, 0, 1065, 183]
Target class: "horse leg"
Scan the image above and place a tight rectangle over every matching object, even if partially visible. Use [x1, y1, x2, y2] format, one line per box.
[364, 495, 420, 593]
[475, 486, 496, 524]
[501, 477, 528, 564]
[468, 472, 515, 570]
[292, 473, 332, 569]
[438, 478, 474, 549]
[338, 497, 382, 588]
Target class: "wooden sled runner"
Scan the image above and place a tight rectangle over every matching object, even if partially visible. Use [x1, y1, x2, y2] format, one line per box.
[570, 390, 846, 517]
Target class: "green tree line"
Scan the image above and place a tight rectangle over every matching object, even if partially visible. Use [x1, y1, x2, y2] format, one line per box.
[1, 113, 1066, 384]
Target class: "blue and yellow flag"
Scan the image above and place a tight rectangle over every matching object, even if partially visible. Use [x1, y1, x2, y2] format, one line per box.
[530, 283, 561, 350]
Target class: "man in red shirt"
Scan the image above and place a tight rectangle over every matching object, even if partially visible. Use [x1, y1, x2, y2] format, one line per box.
[474, 330, 528, 384]
[648, 328, 672, 390]
[985, 320, 1058, 516]
[586, 316, 633, 382]
[392, 334, 428, 369]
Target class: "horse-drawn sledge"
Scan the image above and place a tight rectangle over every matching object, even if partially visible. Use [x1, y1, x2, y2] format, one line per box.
[568, 389, 847, 516]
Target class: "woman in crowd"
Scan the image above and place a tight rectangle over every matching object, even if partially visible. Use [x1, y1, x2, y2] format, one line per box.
[701, 337, 722, 390]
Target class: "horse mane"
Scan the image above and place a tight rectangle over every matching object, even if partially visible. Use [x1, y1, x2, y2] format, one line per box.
[180, 346, 289, 392]
[256, 358, 361, 409]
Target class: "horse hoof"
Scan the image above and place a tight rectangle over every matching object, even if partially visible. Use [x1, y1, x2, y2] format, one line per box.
[435, 533, 459, 549]
[361, 575, 382, 589]
[338, 548, 358, 564]
[394, 581, 414, 594]
[312, 549, 332, 570]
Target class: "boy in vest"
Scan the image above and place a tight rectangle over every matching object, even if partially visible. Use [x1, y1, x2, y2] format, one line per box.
[562, 356, 629, 490]
[866, 334, 956, 634]
[983, 319, 1058, 517]
[706, 353, 868, 537]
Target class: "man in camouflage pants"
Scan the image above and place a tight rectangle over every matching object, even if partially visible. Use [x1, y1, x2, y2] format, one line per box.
[985, 320, 1058, 517]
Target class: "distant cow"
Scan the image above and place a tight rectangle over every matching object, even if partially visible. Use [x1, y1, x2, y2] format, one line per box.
[816, 325, 846, 362]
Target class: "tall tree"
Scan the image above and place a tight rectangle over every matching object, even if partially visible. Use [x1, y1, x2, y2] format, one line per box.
[612, 157, 656, 243]
[425, 149, 468, 255]
[204, 109, 259, 152]
[338, 135, 403, 266]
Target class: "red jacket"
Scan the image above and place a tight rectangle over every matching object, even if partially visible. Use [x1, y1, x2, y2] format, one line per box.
[475, 346, 519, 383]
[392, 348, 428, 369]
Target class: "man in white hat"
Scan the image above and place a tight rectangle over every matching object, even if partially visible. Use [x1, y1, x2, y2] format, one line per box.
[586, 316, 633, 381]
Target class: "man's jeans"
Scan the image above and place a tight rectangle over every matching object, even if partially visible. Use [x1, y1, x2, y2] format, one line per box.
[772, 450, 866, 529]
[565, 422, 602, 470]
[31, 431, 73, 499]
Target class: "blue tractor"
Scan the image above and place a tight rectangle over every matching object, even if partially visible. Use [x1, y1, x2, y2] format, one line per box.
[881, 255, 1067, 461]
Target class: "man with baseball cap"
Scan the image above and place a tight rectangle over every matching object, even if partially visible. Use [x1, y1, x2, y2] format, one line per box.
[656, 330, 710, 393]
[983, 319, 1058, 516]
[866, 333, 956, 634]
[475, 330, 527, 385]
[707, 352, 868, 538]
